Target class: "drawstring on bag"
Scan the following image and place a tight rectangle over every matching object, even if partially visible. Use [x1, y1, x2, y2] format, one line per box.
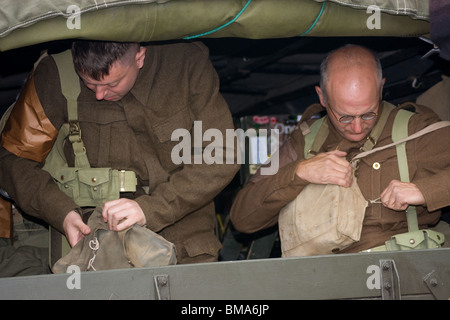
[87, 237, 100, 271]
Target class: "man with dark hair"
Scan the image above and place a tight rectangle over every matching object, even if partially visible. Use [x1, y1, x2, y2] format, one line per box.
[230, 44, 450, 253]
[0, 40, 240, 265]
[72, 41, 141, 80]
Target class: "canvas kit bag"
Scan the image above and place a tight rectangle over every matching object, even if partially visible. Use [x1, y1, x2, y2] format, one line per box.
[52, 208, 177, 273]
[279, 104, 448, 257]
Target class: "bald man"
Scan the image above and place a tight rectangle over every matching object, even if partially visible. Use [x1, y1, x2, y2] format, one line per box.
[230, 44, 450, 253]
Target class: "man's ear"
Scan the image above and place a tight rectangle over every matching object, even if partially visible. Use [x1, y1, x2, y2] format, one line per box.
[136, 47, 146, 69]
[379, 77, 386, 97]
[315, 86, 326, 106]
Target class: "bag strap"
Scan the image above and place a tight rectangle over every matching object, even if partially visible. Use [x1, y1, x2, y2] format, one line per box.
[392, 110, 418, 232]
[52, 50, 90, 168]
[361, 102, 394, 152]
[303, 117, 326, 159]
[352, 120, 450, 161]
[52, 50, 80, 123]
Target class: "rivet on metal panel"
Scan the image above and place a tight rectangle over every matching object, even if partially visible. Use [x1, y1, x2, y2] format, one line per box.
[379, 259, 401, 300]
[423, 270, 447, 300]
[154, 274, 170, 300]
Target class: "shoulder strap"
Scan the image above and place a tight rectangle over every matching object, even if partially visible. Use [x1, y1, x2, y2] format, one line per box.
[52, 50, 80, 123]
[352, 120, 450, 161]
[392, 109, 414, 182]
[51, 50, 90, 168]
[361, 102, 395, 152]
[303, 117, 326, 159]
[392, 109, 418, 232]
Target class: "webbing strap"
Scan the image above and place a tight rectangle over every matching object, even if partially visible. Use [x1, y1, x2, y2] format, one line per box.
[392, 109, 418, 232]
[52, 50, 80, 122]
[352, 120, 450, 161]
[303, 117, 325, 159]
[361, 102, 394, 152]
[52, 50, 90, 169]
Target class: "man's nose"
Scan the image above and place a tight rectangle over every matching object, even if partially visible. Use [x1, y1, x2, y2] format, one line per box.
[95, 86, 107, 100]
[351, 118, 363, 133]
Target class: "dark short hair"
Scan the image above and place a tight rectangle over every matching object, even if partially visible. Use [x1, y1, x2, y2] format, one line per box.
[71, 40, 140, 80]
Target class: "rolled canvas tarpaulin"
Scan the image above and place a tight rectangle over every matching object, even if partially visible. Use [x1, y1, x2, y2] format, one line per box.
[316, 0, 429, 20]
[0, 0, 431, 51]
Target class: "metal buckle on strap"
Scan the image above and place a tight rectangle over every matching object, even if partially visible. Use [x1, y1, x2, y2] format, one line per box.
[68, 120, 82, 143]
[119, 170, 137, 192]
[361, 135, 376, 152]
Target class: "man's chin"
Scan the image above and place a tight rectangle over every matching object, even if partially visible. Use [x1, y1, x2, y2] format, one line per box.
[104, 96, 121, 101]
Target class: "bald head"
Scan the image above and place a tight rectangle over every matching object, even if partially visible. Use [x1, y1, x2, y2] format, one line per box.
[315, 45, 385, 142]
[319, 44, 383, 104]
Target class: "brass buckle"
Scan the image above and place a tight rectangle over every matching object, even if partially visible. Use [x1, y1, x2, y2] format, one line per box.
[69, 121, 82, 143]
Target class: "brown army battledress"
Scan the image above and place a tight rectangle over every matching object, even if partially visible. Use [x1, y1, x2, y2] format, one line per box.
[0, 41, 240, 264]
[231, 102, 450, 252]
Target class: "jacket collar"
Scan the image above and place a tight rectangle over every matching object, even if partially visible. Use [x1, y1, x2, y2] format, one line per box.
[129, 46, 154, 107]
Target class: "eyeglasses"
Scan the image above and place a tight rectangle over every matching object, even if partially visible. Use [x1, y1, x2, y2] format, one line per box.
[327, 105, 378, 124]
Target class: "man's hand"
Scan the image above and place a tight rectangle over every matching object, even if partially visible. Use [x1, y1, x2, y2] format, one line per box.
[296, 150, 353, 187]
[63, 210, 91, 247]
[102, 198, 146, 231]
[380, 180, 426, 211]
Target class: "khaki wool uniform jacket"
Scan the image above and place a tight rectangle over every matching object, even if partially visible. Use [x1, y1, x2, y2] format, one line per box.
[0, 41, 240, 264]
[231, 102, 450, 253]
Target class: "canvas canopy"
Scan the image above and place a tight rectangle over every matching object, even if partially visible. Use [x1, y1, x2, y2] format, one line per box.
[0, 0, 430, 51]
